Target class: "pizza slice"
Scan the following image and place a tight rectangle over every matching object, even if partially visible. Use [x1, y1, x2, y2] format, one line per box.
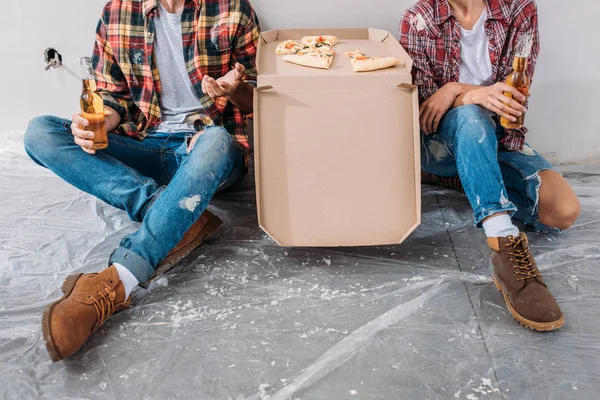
[276, 40, 303, 55]
[283, 48, 335, 70]
[301, 35, 340, 48]
[344, 50, 400, 72]
[298, 44, 330, 54]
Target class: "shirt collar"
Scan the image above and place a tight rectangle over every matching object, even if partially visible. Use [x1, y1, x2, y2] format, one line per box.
[433, 0, 510, 25]
[143, 0, 201, 17]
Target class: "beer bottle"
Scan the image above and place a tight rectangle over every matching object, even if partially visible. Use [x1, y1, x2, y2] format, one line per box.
[80, 57, 108, 150]
[500, 33, 533, 130]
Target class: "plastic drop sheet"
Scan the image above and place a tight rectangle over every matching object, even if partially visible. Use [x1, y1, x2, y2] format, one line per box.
[1, 129, 600, 400]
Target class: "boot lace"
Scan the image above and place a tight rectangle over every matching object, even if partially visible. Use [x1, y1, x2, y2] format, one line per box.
[91, 286, 116, 327]
[506, 235, 542, 282]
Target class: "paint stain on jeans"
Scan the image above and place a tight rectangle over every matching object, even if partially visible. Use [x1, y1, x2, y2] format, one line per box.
[179, 195, 202, 212]
[429, 141, 450, 162]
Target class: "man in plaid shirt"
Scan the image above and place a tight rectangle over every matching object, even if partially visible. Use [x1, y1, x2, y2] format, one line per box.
[24, 0, 259, 361]
[400, 0, 580, 331]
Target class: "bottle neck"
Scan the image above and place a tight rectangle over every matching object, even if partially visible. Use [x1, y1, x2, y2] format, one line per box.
[81, 58, 95, 82]
[82, 78, 97, 92]
[512, 56, 528, 73]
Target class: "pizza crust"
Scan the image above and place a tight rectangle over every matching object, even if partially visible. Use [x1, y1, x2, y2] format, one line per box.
[283, 54, 334, 70]
[301, 35, 340, 47]
[344, 50, 399, 72]
[353, 57, 400, 72]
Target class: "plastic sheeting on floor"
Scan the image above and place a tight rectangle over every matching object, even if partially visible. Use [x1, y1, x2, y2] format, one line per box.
[1, 129, 599, 400]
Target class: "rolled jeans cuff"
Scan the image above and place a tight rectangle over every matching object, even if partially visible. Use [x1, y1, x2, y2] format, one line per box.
[474, 205, 518, 228]
[109, 247, 155, 283]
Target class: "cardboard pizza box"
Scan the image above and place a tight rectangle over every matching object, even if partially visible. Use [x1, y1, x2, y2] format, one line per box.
[254, 28, 421, 247]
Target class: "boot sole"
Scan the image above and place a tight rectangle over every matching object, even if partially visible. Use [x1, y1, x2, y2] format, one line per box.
[140, 214, 223, 288]
[42, 273, 83, 362]
[493, 276, 564, 332]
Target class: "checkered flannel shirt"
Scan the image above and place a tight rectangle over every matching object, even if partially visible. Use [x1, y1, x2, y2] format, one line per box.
[400, 0, 540, 151]
[92, 0, 260, 150]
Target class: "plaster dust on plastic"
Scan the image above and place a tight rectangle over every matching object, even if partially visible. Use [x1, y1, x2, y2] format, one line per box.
[1, 130, 600, 399]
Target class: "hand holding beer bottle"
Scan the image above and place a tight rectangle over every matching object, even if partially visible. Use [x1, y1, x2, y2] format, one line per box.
[70, 57, 117, 154]
[500, 34, 533, 129]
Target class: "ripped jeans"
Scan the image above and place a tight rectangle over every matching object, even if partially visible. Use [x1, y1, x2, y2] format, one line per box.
[24, 116, 244, 282]
[421, 105, 558, 232]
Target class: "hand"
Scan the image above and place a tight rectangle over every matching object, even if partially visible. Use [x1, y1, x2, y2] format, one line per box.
[420, 83, 462, 134]
[71, 108, 114, 155]
[465, 82, 527, 122]
[202, 62, 245, 100]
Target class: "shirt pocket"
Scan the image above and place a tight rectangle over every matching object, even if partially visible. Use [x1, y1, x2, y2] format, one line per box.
[203, 23, 233, 53]
[198, 24, 234, 78]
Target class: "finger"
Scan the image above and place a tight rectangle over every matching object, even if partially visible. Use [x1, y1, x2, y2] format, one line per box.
[498, 94, 527, 113]
[72, 114, 89, 127]
[425, 109, 437, 134]
[203, 76, 216, 98]
[234, 63, 245, 80]
[71, 125, 93, 140]
[206, 80, 219, 99]
[490, 100, 517, 122]
[419, 100, 430, 118]
[71, 122, 94, 139]
[496, 83, 526, 102]
[432, 111, 443, 133]
[104, 109, 113, 118]
[493, 96, 524, 117]
[202, 76, 210, 95]
[419, 116, 426, 134]
[420, 108, 432, 134]
[208, 78, 224, 98]
[77, 130, 96, 140]
[82, 147, 96, 155]
[202, 75, 217, 96]
[74, 136, 96, 149]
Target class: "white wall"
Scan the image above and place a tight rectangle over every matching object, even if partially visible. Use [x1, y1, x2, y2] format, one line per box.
[1, 0, 598, 163]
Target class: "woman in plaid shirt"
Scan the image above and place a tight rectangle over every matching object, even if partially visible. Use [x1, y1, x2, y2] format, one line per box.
[24, 0, 259, 361]
[400, 0, 580, 331]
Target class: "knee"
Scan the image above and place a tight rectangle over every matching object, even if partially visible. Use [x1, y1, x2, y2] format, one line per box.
[195, 126, 233, 154]
[453, 105, 496, 146]
[553, 197, 581, 230]
[540, 193, 581, 231]
[24, 115, 65, 158]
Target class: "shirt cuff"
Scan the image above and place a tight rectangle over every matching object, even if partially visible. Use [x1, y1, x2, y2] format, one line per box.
[101, 94, 128, 121]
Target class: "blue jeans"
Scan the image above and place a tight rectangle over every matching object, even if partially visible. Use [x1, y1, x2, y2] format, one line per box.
[24, 115, 245, 282]
[421, 105, 558, 232]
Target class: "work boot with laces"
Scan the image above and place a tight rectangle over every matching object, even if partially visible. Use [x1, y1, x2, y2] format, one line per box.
[42, 265, 130, 361]
[488, 232, 564, 331]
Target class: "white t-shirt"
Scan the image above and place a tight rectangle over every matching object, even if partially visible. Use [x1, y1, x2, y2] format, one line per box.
[154, 2, 206, 133]
[458, 9, 493, 86]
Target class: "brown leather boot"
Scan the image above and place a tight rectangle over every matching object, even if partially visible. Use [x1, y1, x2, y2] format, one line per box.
[42, 265, 130, 362]
[421, 172, 465, 194]
[488, 233, 564, 331]
[140, 210, 223, 288]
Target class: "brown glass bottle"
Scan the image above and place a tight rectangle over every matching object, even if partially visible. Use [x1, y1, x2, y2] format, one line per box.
[499, 56, 530, 129]
[80, 57, 108, 150]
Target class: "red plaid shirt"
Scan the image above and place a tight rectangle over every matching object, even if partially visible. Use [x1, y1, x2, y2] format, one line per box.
[92, 0, 260, 149]
[400, 0, 540, 151]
